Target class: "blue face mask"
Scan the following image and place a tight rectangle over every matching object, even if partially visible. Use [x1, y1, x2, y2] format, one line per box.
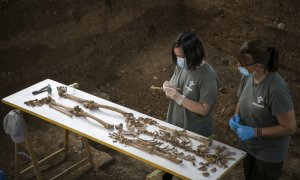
[238, 67, 255, 77]
[177, 57, 187, 68]
[238, 67, 250, 76]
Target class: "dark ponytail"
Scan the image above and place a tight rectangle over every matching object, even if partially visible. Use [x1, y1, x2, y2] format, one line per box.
[239, 40, 280, 73]
[267, 47, 279, 72]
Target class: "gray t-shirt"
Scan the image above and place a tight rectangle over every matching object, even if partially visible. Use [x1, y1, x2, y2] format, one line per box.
[238, 72, 294, 162]
[166, 63, 219, 137]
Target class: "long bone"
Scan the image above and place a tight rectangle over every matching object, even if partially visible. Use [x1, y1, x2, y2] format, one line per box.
[150, 85, 180, 90]
[24, 96, 114, 130]
[139, 118, 213, 146]
[109, 131, 182, 164]
[155, 123, 213, 146]
[130, 140, 182, 164]
[118, 118, 198, 165]
[129, 116, 212, 146]
[57, 86, 128, 116]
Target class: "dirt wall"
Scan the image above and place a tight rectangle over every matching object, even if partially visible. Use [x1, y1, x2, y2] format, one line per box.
[0, 0, 299, 179]
[182, 0, 300, 96]
[0, 0, 181, 117]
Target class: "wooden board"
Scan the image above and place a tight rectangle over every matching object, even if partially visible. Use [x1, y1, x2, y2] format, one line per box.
[2, 79, 246, 179]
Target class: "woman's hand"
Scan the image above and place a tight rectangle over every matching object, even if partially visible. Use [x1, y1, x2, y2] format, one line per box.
[164, 87, 185, 105]
[229, 119, 255, 141]
[228, 114, 241, 132]
[163, 81, 175, 89]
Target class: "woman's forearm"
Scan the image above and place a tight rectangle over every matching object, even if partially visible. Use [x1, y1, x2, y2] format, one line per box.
[259, 110, 296, 137]
[260, 125, 295, 137]
[234, 102, 240, 115]
[181, 98, 211, 115]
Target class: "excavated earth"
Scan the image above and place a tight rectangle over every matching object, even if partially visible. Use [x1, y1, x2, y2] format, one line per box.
[0, 0, 299, 179]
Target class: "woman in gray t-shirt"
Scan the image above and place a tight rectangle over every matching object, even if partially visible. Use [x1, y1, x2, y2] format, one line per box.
[163, 33, 219, 137]
[229, 40, 296, 180]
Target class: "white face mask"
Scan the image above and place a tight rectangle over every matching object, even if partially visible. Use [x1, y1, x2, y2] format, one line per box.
[177, 57, 187, 68]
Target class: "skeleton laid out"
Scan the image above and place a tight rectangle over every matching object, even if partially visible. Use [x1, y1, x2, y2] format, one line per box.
[24, 86, 236, 177]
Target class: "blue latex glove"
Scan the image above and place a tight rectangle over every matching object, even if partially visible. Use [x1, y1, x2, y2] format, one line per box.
[228, 114, 240, 132]
[236, 125, 255, 141]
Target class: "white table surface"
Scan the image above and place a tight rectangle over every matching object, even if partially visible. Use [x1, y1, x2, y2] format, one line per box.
[2, 79, 246, 179]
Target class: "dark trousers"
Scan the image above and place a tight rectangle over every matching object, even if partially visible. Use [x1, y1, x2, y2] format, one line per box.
[162, 173, 173, 180]
[243, 153, 283, 180]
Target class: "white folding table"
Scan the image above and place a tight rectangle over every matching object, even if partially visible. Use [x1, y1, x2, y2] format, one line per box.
[2, 79, 246, 179]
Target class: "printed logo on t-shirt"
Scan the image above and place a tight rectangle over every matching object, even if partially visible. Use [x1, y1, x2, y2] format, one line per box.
[252, 96, 264, 109]
[185, 81, 195, 95]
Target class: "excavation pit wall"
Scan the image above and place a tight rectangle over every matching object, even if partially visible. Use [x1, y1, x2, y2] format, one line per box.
[0, 0, 299, 179]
